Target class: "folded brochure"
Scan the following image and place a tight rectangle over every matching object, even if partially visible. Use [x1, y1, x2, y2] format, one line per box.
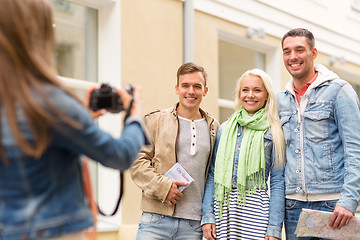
[164, 162, 194, 192]
[296, 208, 360, 239]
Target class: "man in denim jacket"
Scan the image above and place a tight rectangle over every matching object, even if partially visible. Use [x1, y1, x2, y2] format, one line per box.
[277, 28, 360, 240]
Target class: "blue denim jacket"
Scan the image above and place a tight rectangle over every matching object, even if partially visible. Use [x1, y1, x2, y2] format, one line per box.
[277, 64, 360, 214]
[201, 121, 285, 239]
[0, 85, 150, 240]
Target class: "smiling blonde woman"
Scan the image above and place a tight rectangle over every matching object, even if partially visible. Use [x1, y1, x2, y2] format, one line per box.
[202, 69, 285, 240]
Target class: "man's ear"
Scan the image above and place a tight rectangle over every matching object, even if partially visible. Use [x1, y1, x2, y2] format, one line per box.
[312, 47, 318, 60]
[175, 84, 179, 96]
[203, 86, 209, 96]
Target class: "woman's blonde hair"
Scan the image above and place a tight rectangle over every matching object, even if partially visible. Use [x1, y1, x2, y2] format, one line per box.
[0, 0, 81, 163]
[234, 69, 286, 167]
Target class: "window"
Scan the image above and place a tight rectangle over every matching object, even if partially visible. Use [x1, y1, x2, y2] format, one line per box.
[218, 40, 266, 124]
[52, 0, 98, 82]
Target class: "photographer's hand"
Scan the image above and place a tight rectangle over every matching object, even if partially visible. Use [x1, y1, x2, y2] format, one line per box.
[84, 86, 106, 119]
[116, 85, 143, 118]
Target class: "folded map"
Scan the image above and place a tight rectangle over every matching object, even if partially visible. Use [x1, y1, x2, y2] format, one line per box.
[296, 208, 360, 239]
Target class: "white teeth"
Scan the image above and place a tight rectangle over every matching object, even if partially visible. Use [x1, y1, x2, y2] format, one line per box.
[291, 63, 300, 67]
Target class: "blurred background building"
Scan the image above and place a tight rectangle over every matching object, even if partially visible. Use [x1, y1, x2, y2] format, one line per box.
[50, 0, 360, 239]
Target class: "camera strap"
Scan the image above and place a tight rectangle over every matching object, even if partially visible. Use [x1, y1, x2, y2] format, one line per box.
[83, 157, 124, 217]
[124, 98, 134, 122]
[98, 171, 124, 217]
[98, 97, 133, 216]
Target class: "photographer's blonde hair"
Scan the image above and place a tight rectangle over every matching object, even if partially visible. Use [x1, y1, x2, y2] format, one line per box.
[234, 69, 286, 168]
[0, 0, 81, 163]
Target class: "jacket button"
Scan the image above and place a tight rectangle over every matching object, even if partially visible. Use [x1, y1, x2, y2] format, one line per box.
[294, 129, 299, 133]
[295, 149, 300, 153]
[296, 170, 300, 174]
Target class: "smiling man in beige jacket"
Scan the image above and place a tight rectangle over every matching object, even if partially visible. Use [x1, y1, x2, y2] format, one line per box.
[130, 62, 219, 240]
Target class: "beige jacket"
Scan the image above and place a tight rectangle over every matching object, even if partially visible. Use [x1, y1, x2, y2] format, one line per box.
[130, 103, 219, 216]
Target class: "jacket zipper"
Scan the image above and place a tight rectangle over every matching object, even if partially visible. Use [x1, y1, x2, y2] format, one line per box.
[297, 96, 306, 194]
[299, 110, 306, 193]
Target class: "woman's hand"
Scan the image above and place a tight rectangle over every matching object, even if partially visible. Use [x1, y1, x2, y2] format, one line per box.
[202, 223, 216, 240]
[84, 86, 106, 119]
[117, 85, 143, 118]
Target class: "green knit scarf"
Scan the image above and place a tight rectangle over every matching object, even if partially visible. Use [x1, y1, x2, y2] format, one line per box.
[214, 107, 269, 219]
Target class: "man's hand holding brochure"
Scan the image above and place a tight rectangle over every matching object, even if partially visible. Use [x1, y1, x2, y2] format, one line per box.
[296, 208, 360, 239]
[164, 162, 194, 192]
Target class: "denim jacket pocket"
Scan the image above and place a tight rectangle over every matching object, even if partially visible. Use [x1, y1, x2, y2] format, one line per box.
[280, 113, 291, 143]
[303, 111, 331, 143]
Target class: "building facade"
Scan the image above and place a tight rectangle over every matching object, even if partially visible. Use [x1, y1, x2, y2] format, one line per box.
[51, 0, 360, 239]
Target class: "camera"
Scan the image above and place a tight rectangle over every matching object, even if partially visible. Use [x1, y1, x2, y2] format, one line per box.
[89, 83, 133, 113]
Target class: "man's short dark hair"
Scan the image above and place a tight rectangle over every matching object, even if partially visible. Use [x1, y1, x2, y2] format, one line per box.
[177, 62, 207, 86]
[281, 28, 315, 49]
